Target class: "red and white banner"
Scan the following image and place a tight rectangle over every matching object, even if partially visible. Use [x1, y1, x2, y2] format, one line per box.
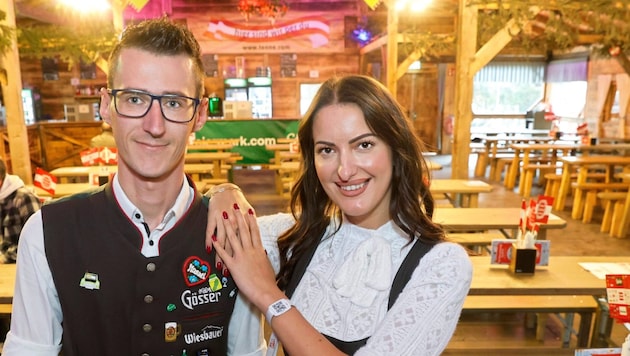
[33, 168, 57, 196]
[81, 147, 118, 166]
[204, 16, 330, 48]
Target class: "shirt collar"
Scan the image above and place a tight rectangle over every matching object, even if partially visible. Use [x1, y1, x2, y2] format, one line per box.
[112, 174, 194, 227]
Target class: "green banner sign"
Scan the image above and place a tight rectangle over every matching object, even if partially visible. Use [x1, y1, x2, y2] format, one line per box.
[196, 119, 299, 164]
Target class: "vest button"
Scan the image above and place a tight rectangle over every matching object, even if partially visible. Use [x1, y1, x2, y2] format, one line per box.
[144, 295, 154, 303]
[146, 263, 156, 272]
[142, 323, 152, 332]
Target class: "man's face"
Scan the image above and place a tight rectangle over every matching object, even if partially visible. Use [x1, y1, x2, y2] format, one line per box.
[99, 48, 207, 182]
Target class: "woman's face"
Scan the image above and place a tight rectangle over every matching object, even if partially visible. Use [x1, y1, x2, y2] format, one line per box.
[312, 103, 393, 229]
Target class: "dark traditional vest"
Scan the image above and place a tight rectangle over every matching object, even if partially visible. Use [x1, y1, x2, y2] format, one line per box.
[43, 183, 236, 356]
[284, 237, 434, 355]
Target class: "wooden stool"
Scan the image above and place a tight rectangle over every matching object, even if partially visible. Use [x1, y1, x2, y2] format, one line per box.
[543, 173, 562, 198]
[520, 163, 558, 198]
[597, 191, 627, 233]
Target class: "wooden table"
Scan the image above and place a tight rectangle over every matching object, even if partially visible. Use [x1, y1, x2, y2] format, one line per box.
[508, 143, 630, 194]
[0, 263, 16, 304]
[468, 255, 628, 296]
[553, 156, 630, 212]
[475, 135, 555, 180]
[429, 179, 493, 208]
[51, 166, 118, 183]
[506, 142, 578, 192]
[433, 207, 566, 240]
[184, 151, 237, 178]
[469, 255, 630, 348]
[31, 183, 95, 199]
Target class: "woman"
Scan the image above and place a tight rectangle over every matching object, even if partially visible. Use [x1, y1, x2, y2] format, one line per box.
[209, 75, 472, 356]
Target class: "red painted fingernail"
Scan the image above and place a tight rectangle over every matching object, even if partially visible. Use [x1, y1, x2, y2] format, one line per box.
[206, 245, 212, 254]
[222, 211, 228, 219]
[211, 233, 217, 242]
[248, 208, 254, 215]
[216, 261, 222, 270]
[223, 268, 230, 277]
[233, 203, 240, 210]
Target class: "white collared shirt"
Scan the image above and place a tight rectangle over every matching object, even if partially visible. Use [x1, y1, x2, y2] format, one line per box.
[113, 175, 191, 257]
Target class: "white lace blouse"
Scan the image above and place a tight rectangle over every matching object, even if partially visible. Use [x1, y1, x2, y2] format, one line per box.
[257, 213, 473, 356]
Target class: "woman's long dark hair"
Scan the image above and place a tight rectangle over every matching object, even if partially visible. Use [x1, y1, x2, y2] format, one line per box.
[276, 75, 444, 290]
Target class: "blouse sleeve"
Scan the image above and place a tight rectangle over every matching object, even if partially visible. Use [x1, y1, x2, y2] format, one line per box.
[256, 213, 295, 274]
[356, 242, 473, 356]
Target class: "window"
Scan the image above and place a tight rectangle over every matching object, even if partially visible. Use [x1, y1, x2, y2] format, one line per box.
[472, 61, 545, 115]
[545, 58, 588, 119]
[299, 83, 322, 116]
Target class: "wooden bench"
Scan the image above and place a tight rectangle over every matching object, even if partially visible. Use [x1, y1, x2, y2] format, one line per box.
[570, 182, 629, 222]
[520, 162, 560, 198]
[461, 295, 599, 348]
[0, 304, 11, 317]
[447, 232, 505, 253]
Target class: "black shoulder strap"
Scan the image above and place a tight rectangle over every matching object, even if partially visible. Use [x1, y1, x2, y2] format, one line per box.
[388, 240, 434, 309]
[284, 239, 319, 298]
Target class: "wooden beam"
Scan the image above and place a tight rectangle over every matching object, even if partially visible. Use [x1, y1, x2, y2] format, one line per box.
[615, 54, 630, 77]
[471, 18, 520, 74]
[452, 0, 477, 179]
[1, 0, 33, 184]
[386, 3, 398, 96]
[396, 50, 422, 80]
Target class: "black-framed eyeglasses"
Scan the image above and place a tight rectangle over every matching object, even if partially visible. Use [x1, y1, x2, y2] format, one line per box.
[107, 89, 200, 123]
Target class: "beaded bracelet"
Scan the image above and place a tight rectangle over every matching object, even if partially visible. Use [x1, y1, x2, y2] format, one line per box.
[204, 184, 242, 199]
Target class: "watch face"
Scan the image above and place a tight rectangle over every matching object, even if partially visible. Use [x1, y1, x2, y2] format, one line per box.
[272, 300, 290, 314]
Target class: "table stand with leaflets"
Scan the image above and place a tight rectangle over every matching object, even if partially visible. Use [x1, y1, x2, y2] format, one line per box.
[574, 274, 630, 355]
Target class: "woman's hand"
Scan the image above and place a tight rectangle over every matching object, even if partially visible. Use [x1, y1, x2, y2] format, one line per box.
[205, 184, 254, 275]
[212, 206, 283, 311]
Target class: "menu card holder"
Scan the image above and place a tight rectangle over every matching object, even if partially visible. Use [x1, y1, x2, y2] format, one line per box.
[509, 245, 536, 274]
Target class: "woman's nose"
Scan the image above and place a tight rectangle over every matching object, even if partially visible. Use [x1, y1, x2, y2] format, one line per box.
[337, 153, 357, 180]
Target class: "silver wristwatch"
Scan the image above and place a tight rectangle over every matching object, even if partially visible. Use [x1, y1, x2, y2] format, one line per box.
[265, 298, 292, 324]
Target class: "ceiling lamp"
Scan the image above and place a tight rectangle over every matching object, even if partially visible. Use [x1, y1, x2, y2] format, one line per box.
[395, 0, 432, 12]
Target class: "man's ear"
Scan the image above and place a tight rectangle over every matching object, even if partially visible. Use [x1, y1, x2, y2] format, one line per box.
[193, 97, 208, 132]
[99, 87, 112, 125]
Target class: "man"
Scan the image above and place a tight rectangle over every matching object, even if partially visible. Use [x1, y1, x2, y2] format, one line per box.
[89, 121, 117, 148]
[3, 18, 265, 355]
[0, 158, 41, 263]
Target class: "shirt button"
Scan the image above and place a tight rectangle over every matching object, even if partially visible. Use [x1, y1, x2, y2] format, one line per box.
[146, 263, 156, 272]
[144, 295, 154, 304]
[142, 324, 152, 332]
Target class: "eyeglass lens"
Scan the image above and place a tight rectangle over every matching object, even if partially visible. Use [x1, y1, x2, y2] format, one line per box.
[114, 90, 197, 122]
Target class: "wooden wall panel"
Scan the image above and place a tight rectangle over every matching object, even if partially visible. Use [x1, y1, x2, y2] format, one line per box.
[396, 67, 439, 150]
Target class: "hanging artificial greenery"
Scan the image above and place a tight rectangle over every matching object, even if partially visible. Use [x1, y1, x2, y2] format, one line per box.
[0, 4, 117, 69]
[471, 0, 630, 57]
[17, 24, 117, 67]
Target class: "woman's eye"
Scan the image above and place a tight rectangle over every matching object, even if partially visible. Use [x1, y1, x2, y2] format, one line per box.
[359, 141, 374, 149]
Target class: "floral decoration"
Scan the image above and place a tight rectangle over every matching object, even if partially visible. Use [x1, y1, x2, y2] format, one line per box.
[238, 0, 288, 24]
